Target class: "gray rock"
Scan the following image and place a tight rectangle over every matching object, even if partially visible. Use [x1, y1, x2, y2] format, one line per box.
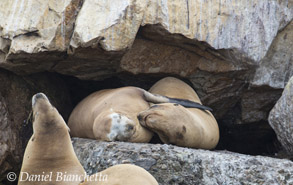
[252, 21, 293, 89]
[73, 138, 293, 185]
[0, 0, 292, 80]
[269, 76, 293, 154]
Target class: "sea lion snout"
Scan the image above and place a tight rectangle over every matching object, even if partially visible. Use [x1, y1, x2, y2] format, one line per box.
[107, 113, 136, 141]
[32, 92, 49, 107]
[137, 114, 143, 122]
[137, 111, 159, 128]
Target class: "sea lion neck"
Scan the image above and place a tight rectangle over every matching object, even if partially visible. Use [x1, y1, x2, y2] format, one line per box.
[31, 130, 74, 160]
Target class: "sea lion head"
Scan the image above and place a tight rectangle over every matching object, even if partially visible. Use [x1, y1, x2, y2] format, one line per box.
[92, 110, 138, 142]
[138, 103, 190, 143]
[31, 93, 69, 134]
[106, 111, 137, 142]
[138, 103, 185, 126]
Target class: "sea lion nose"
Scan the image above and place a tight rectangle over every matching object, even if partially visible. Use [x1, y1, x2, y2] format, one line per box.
[35, 93, 46, 99]
[137, 114, 143, 122]
[32, 93, 49, 107]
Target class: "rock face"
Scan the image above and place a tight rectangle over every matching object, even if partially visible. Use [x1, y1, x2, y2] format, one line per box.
[0, 0, 292, 78]
[0, 69, 72, 181]
[73, 138, 293, 185]
[252, 21, 293, 89]
[0, 0, 84, 74]
[269, 76, 293, 154]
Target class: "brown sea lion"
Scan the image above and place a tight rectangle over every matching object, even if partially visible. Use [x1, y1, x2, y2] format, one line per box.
[19, 93, 159, 185]
[138, 77, 220, 149]
[80, 164, 158, 185]
[18, 93, 85, 185]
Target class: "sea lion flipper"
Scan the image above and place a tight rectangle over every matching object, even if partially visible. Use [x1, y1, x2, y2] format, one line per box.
[168, 98, 213, 111]
[143, 91, 212, 111]
[143, 91, 170, 104]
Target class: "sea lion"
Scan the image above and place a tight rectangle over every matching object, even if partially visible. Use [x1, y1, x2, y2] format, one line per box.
[19, 93, 159, 185]
[68, 87, 210, 143]
[80, 164, 158, 185]
[18, 93, 86, 185]
[138, 77, 220, 149]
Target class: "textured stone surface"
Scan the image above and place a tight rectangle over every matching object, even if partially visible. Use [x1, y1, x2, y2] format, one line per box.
[253, 21, 293, 89]
[0, 0, 291, 79]
[0, 69, 72, 181]
[0, 95, 15, 182]
[240, 87, 282, 123]
[0, 0, 83, 74]
[73, 138, 293, 185]
[121, 38, 251, 118]
[71, 0, 292, 61]
[269, 76, 293, 154]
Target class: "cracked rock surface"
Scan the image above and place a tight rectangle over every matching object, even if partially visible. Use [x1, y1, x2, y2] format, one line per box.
[73, 138, 293, 185]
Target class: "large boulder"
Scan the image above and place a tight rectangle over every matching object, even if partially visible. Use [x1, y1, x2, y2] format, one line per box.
[252, 21, 293, 89]
[0, 69, 72, 182]
[0, 0, 84, 74]
[73, 138, 293, 185]
[0, 0, 291, 79]
[269, 76, 293, 155]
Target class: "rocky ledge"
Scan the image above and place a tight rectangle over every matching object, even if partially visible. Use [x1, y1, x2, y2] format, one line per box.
[72, 138, 293, 185]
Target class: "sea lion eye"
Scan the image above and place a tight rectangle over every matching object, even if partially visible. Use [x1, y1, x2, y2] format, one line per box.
[127, 125, 134, 130]
[174, 104, 179, 106]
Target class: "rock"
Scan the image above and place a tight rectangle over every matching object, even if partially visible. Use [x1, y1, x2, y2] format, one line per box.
[141, 0, 292, 62]
[0, 0, 84, 74]
[269, 76, 293, 154]
[71, 0, 292, 61]
[252, 21, 293, 89]
[0, 0, 291, 79]
[73, 138, 293, 185]
[0, 69, 72, 181]
[240, 87, 282, 124]
[121, 38, 251, 118]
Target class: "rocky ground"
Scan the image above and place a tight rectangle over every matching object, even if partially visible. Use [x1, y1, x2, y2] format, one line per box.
[73, 138, 293, 185]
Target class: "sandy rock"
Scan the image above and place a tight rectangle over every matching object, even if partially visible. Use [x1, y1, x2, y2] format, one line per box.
[73, 138, 293, 185]
[0, 0, 83, 74]
[0, 0, 291, 79]
[269, 76, 293, 154]
[141, 0, 292, 62]
[71, 0, 292, 62]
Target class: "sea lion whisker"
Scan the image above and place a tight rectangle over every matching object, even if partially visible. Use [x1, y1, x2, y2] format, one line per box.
[25, 110, 33, 126]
